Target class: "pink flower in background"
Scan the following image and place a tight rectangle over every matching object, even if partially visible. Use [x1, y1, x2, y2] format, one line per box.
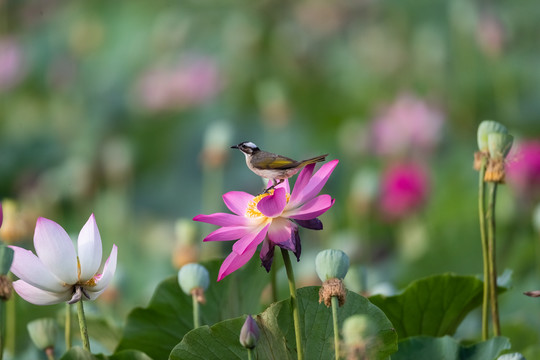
[379, 162, 430, 221]
[9, 214, 117, 305]
[136, 55, 221, 111]
[507, 140, 540, 200]
[0, 37, 24, 92]
[194, 160, 338, 281]
[371, 94, 444, 157]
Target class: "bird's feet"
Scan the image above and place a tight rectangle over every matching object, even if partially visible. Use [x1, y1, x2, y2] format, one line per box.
[259, 179, 284, 195]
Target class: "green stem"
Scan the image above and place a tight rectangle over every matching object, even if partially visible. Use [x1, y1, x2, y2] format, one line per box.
[5, 290, 15, 356]
[487, 182, 501, 336]
[478, 161, 489, 340]
[270, 263, 278, 303]
[281, 248, 303, 360]
[65, 303, 72, 350]
[192, 294, 200, 328]
[247, 348, 253, 360]
[0, 301, 4, 360]
[76, 300, 91, 352]
[45, 347, 55, 360]
[331, 296, 340, 359]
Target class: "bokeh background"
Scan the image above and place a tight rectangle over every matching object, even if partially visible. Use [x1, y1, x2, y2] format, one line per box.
[1, 0, 540, 357]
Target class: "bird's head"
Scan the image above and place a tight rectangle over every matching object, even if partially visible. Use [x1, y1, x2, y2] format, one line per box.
[231, 141, 260, 155]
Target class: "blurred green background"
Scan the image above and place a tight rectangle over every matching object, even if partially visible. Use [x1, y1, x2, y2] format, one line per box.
[1, 0, 540, 357]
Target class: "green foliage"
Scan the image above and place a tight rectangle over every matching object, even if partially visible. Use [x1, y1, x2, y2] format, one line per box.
[170, 287, 397, 360]
[392, 336, 511, 360]
[369, 274, 492, 339]
[115, 259, 270, 360]
[59, 347, 153, 360]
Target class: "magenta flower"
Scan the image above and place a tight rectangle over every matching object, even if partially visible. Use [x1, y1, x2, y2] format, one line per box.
[371, 94, 444, 157]
[0, 37, 24, 92]
[507, 140, 540, 201]
[9, 214, 117, 305]
[194, 160, 338, 281]
[379, 162, 430, 221]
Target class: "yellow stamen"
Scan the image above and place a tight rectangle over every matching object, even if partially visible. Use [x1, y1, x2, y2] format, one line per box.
[245, 189, 290, 218]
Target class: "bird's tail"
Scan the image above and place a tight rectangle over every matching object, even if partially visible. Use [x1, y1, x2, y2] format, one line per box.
[299, 154, 328, 167]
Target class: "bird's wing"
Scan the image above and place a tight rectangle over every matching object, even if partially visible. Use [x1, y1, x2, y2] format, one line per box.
[255, 153, 299, 169]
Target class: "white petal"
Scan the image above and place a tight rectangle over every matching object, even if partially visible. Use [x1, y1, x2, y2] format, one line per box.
[13, 280, 72, 305]
[92, 245, 117, 292]
[9, 246, 68, 292]
[77, 214, 103, 281]
[85, 288, 106, 301]
[33, 218, 78, 284]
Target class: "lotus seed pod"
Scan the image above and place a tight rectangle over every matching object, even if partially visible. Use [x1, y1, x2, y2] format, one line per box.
[239, 315, 260, 349]
[27, 318, 57, 351]
[178, 263, 209, 295]
[315, 249, 350, 282]
[488, 133, 513, 159]
[477, 120, 508, 151]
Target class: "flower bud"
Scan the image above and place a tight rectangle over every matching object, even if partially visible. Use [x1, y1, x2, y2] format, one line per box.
[477, 120, 507, 151]
[488, 132, 513, 159]
[27, 318, 57, 351]
[239, 315, 260, 349]
[1, 244, 14, 276]
[178, 263, 209, 295]
[315, 249, 350, 282]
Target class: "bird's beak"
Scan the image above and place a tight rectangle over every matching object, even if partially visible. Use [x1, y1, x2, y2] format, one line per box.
[231, 145, 238, 149]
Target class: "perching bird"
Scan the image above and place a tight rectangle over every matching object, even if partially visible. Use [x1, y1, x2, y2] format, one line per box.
[231, 141, 328, 192]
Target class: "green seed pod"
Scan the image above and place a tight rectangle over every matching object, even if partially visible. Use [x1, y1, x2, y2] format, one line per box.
[27, 318, 57, 350]
[477, 120, 508, 151]
[239, 315, 260, 349]
[315, 249, 350, 282]
[487, 132, 513, 159]
[178, 263, 209, 295]
[532, 203, 540, 234]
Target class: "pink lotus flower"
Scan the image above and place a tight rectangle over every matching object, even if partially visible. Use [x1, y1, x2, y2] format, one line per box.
[371, 94, 444, 157]
[9, 214, 117, 305]
[507, 140, 540, 201]
[194, 160, 338, 281]
[379, 162, 430, 221]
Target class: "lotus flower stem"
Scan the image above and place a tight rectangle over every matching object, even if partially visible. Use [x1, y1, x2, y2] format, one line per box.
[65, 303, 72, 350]
[6, 294, 15, 357]
[192, 293, 200, 328]
[331, 296, 340, 359]
[478, 160, 489, 340]
[76, 299, 90, 352]
[487, 182, 501, 336]
[281, 248, 303, 360]
[247, 348, 253, 360]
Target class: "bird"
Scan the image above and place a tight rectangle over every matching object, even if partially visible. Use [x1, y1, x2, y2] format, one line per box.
[231, 141, 328, 192]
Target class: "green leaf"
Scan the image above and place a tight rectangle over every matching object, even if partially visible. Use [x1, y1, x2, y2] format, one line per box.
[392, 336, 511, 360]
[170, 286, 397, 360]
[369, 274, 497, 339]
[115, 259, 270, 360]
[59, 347, 153, 360]
[0, 244, 14, 275]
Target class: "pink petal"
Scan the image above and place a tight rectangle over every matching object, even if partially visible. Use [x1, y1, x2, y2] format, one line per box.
[267, 218, 294, 244]
[78, 214, 103, 282]
[289, 160, 338, 208]
[257, 187, 287, 218]
[289, 164, 315, 203]
[33, 218, 78, 285]
[193, 213, 248, 227]
[204, 226, 250, 242]
[285, 195, 335, 220]
[92, 244, 118, 292]
[232, 223, 270, 255]
[12, 280, 71, 305]
[217, 246, 258, 281]
[270, 178, 290, 194]
[9, 246, 67, 292]
[223, 191, 254, 216]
